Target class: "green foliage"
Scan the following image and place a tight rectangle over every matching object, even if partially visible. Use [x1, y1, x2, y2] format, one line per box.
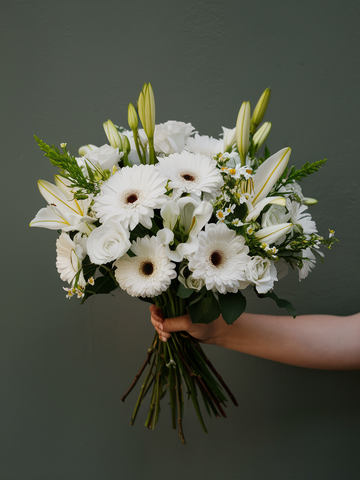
[34, 136, 101, 199]
[257, 290, 297, 318]
[279, 158, 328, 188]
[188, 290, 221, 324]
[177, 282, 195, 299]
[218, 291, 246, 325]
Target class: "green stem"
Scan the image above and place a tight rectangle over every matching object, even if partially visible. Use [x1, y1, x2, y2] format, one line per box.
[148, 137, 156, 165]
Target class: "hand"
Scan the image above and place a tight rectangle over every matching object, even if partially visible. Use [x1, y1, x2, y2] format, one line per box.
[149, 304, 224, 345]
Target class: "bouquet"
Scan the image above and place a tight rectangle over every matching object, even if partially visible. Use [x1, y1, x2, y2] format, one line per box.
[30, 84, 336, 443]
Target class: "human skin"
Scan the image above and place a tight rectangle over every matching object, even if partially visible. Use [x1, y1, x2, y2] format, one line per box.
[149, 305, 360, 370]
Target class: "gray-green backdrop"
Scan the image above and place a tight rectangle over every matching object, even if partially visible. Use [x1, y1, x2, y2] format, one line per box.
[1, 1, 360, 479]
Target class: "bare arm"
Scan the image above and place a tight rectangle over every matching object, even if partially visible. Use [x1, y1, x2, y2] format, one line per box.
[150, 305, 360, 370]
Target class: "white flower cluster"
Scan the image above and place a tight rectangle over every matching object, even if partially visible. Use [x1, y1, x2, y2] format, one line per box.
[31, 110, 330, 303]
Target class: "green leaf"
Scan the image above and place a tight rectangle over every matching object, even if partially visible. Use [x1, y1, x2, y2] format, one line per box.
[177, 282, 195, 299]
[264, 145, 271, 159]
[218, 290, 247, 325]
[82, 274, 118, 303]
[258, 290, 297, 318]
[188, 290, 221, 324]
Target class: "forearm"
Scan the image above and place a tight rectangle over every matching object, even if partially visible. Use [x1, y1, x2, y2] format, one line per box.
[211, 312, 360, 370]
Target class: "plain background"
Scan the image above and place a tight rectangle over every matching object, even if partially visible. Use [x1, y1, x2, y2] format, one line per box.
[1, 1, 360, 479]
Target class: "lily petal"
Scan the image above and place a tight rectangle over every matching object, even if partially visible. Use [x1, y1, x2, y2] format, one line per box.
[29, 205, 72, 230]
[255, 223, 292, 245]
[38, 180, 84, 216]
[245, 196, 286, 222]
[252, 147, 291, 206]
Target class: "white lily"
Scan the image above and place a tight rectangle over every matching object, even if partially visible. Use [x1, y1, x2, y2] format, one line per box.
[255, 223, 293, 245]
[30, 179, 96, 234]
[245, 147, 291, 222]
[158, 197, 213, 261]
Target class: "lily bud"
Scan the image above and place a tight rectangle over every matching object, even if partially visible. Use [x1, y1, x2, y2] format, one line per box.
[236, 101, 251, 166]
[255, 223, 292, 245]
[253, 122, 272, 151]
[303, 197, 318, 205]
[137, 83, 156, 139]
[128, 103, 138, 130]
[123, 135, 131, 155]
[103, 119, 123, 150]
[78, 144, 98, 156]
[250, 88, 271, 135]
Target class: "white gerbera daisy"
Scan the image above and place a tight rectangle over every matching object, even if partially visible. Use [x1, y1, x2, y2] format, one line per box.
[56, 232, 86, 287]
[93, 164, 168, 230]
[188, 223, 251, 294]
[185, 133, 223, 158]
[114, 235, 177, 297]
[157, 151, 223, 199]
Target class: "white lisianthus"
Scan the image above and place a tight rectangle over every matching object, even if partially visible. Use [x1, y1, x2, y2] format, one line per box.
[114, 236, 177, 297]
[278, 181, 304, 202]
[82, 144, 122, 171]
[185, 133, 223, 158]
[246, 257, 278, 294]
[157, 151, 223, 200]
[154, 121, 195, 155]
[93, 164, 168, 230]
[56, 232, 86, 287]
[87, 220, 131, 265]
[188, 223, 251, 294]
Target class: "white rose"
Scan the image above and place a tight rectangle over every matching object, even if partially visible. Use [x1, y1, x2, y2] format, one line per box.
[84, 144, 122, 171]
[246, 257, 278, 294]
[154, 121, 195, 155]
[261, 204, 290, 228]
[87, 220, 131, 265]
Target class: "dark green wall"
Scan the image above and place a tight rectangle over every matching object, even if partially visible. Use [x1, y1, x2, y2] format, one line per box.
[1, 1, 360, 478]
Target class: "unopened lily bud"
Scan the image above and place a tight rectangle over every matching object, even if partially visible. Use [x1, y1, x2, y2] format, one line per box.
[128, 103, 138, 130]
[78, 144, 98, 156]
[303, 197, 318, 205]
[137, 83, 155, 139]
[250, 88, 271, 135]
[123, 135, 131, 155]
[236, 101, 251, 166]
[253, 122, 272, 151]
[222, 126, 236, 151]
[103, 119, 123, 150]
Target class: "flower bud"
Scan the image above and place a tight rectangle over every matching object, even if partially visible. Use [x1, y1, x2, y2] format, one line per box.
[236, 101, 251, 166]
[253, 122, 272, 151]
[128, 103, 138, 130]
[250, 88, 271, 135]
[78, 144, 98, 156]
[137, 83, 155, 139]
[303, 197, 318, 205]
[123, 135, 131, 155]
[103, 119, 123, 150]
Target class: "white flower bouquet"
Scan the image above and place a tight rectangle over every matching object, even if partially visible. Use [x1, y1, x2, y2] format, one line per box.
[30, 83, 336, 443]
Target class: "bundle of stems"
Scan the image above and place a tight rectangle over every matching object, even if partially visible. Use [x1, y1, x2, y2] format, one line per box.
[121, 289, 238, 444]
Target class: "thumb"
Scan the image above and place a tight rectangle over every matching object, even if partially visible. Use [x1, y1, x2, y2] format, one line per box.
[162, 314, 191, 334]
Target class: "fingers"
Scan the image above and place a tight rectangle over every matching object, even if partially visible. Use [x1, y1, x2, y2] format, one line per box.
[149, 305, 192, 343]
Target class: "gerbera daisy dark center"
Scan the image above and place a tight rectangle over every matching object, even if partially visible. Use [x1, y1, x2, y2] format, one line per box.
[210, 251, 222, 267]
[141, 261, 154, 276]
[126, 194, 138, 203]
[182, 173, 195, 182]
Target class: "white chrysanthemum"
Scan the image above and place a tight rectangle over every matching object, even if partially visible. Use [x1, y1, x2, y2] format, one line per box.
[299, 247, 316, 281]
[288, 202, 317, 235]
[154, 121, 195, 155]
[93, 164, 169, 230]
[188, 223, 251, 294]
[185, 134, 223, 158]
[157, 151, 223, 199]
[56, 232, 86, 287]
[114, 235, 177, 297]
